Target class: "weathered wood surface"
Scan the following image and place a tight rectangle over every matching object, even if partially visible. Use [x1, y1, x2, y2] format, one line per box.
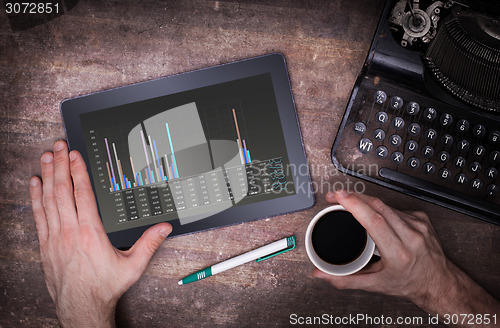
[1, 1, 498, 327]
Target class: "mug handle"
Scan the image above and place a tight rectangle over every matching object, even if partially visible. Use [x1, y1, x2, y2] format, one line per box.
[369, 246, 381, 264]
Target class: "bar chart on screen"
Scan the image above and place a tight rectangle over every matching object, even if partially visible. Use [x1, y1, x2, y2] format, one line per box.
[85, 101, 288, 226]
[90, 105, 255, 193]
[100, 123, 180, 193]
[77, 71, 298, 234]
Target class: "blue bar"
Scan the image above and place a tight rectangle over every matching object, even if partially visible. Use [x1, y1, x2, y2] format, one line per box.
[153, 139, 163, 181]
[111, 177, 116, 191]
[246, 149, 251, 163]
[170, 162, 176, 179]
[243, 146, 248, 163]
[124, 175, 128, 189]
[166, 123, 180, 178]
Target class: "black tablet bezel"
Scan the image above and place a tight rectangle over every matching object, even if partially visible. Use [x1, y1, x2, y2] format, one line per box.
[61, 53, 314, 249]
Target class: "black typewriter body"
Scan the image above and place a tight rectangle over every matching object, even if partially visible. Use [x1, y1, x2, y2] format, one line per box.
[332, 0, 500, 224]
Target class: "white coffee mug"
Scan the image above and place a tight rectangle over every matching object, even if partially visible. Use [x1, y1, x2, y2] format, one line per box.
[305, 205, 379, 276]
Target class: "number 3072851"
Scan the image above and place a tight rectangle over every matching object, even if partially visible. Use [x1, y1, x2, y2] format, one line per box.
[5, 2, 59, 14]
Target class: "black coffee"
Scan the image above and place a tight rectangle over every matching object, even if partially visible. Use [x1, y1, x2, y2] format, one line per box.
[311, 210, 367, 265]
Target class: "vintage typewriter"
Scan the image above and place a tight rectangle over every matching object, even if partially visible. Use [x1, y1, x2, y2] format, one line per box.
[332, 0, 500, 224]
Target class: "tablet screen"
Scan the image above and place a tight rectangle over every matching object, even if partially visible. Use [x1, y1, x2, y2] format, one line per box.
[80, 73, 296, 233]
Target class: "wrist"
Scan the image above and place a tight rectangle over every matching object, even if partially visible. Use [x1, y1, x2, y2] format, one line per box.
[56, 294, 117, 328]
[409, 258, 460, 314]
[409, 259, 498, 318]
[57, 307, 116, 328]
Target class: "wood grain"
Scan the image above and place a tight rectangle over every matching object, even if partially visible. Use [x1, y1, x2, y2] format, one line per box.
[1, 1, 498, 327]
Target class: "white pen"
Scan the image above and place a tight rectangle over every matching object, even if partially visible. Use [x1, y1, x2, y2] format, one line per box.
[178, 235, 295, 285]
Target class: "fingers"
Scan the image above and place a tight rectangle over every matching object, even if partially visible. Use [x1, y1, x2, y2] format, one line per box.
[313, 267, 381, 292]
[325, 191, 338, 204]
[333, 190, 402, 252]
[403, 210, 432, 232]
[328, 191, 430, 252]
[30, 176, 49, 244]
[406, 210, 429, 222]
[69, 150, 101, 227]
[347, 193, 417, 239]
[53, 141, 78, 229]
[327, 191, 402, 233]
[126, 223, 172, 274]
[319, 192, 436, 299]
[398, 210, 442, 251]
[40, 151, 61, 233]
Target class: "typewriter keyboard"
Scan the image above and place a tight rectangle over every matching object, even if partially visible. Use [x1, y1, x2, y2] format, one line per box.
[332, 76, 500, 224]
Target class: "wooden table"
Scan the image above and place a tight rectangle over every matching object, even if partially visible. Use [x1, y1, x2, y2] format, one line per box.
[1, 1, 498, 327]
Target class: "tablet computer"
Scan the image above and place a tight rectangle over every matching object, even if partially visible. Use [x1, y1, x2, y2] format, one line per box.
[61, 54, 314, 249]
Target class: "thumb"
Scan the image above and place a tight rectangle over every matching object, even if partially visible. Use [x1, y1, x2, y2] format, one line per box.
[127, 223, 173, 271]
[312, 264, 381, 292]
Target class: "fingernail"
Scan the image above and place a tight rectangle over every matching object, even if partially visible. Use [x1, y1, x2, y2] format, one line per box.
[336, 189, 349, 198]
[41, 153, 53, 163]
[54, 141, 64, 152]
[69, 151, 76, 161]
[30, 177, 38, 187]
[326, 191, 336, 198]
[159, 228, 170, 238]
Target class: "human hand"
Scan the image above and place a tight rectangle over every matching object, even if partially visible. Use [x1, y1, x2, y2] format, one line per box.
[29, 140, 172, 328]
[313, 191, 499, 325]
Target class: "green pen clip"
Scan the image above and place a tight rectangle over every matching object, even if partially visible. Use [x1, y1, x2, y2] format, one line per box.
[256, 235, 296, 262]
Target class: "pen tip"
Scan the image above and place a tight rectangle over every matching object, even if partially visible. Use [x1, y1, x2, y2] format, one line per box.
[178, 280, 183, 285]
